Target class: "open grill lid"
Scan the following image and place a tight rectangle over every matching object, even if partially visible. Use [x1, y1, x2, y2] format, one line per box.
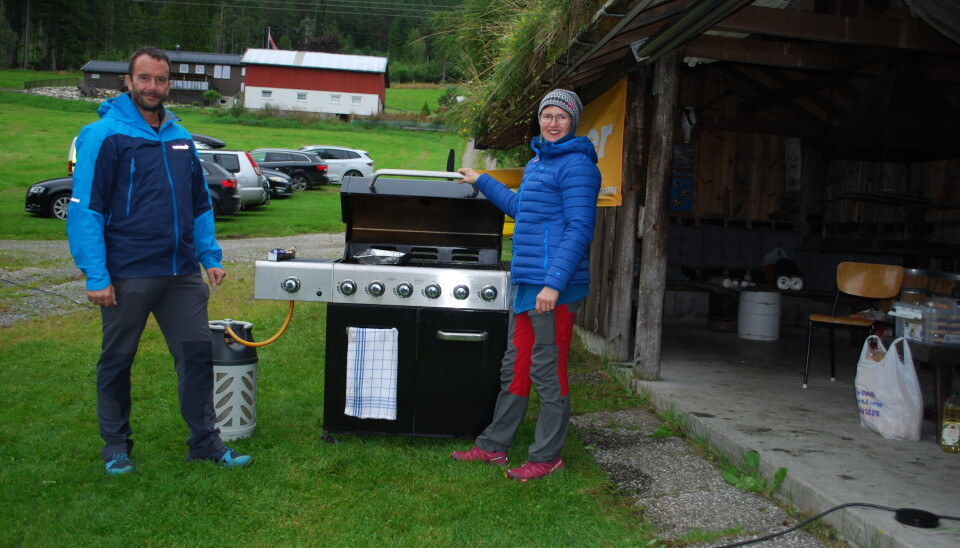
[339, 170, 505, 264]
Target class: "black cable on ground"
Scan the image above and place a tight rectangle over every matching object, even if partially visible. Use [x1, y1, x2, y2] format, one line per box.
[716, 502, 960, 548]
[0, 277, 94, 308]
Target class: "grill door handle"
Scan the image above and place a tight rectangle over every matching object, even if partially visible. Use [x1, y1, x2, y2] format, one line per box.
[369, 169, 478, 198]
[436, 330, 489, 342]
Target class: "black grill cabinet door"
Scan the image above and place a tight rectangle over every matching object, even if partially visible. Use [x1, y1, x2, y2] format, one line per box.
[413, 308, 509, 437]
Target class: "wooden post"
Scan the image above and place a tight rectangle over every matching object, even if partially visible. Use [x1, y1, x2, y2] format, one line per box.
[633, 49, 681, 380]
[606, 70, 647, 360]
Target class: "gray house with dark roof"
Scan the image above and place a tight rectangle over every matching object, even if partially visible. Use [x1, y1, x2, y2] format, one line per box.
[80, 50, 244, 105]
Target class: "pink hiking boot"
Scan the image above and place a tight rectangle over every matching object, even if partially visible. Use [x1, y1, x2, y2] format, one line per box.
[505, 457, 564, 481]
[451, 446, 508, 465]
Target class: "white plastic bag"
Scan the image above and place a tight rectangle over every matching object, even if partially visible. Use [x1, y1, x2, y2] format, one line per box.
[854, 336, 923, 441]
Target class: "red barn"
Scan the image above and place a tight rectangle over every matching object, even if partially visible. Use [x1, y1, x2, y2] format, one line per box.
[241, 48, 388, 116]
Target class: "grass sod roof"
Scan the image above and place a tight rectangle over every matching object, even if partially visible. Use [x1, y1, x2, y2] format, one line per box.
[442, 0, 608, 152]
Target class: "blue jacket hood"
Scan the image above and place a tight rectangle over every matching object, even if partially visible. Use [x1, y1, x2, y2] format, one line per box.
[98, 93, 180, 129]
[532, 134, 599, 164]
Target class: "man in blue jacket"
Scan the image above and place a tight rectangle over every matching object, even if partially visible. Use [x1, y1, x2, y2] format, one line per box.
[454, 89, 601, 481]
[67, 46, 251, 475]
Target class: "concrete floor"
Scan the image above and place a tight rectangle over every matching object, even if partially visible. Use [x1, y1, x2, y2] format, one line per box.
[628, 323, 960, 548]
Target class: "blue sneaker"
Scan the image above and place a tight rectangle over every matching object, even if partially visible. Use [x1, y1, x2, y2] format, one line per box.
[216, 447, 252, 468]
[105, 452, 134, 475]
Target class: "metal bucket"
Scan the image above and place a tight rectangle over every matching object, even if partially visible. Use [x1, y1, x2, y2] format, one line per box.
[209, 320, 258, 441]
[738, 291, 782, 341]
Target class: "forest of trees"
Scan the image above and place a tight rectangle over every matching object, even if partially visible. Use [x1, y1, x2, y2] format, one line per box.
[0, 0, 464, 83]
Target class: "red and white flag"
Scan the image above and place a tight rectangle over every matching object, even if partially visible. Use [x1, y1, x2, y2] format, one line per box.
[268, 28, 278, 49]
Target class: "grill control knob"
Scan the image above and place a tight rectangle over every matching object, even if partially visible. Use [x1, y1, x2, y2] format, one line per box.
[480, 285, 498, 302]
[367, 281, 385, 297]
[339, 279, 357, 296]
[424, 283, 441, 299]
[281, 276, 301, 293]
[396, 282, 413, 298]
[453, 285, 470, 300]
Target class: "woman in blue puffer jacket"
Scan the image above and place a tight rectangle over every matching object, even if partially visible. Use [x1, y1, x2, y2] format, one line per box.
[453, 89, 601, 482]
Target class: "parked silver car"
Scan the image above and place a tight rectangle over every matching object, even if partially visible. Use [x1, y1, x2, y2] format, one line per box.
[197, 150, 269, 208]
[298, 145, 374, 184]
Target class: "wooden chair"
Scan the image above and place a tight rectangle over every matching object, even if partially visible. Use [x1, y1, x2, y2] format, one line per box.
[802, 262, 904, 388]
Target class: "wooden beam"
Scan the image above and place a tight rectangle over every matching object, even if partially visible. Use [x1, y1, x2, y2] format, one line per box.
[685, 34, 843, 71]
[742, 53, 886, 112]
[696, 113, 821, 138]
[746, 66, 849, 119]
[633, 49, 681, 380]
[717, 5, 960, 56]
[713, 64, 832, 135]
[606, 70, 647, 360]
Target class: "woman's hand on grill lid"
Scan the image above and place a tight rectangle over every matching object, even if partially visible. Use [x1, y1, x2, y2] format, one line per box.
[457, 167, 480, 185]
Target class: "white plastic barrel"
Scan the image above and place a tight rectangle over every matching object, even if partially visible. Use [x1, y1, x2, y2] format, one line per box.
[737, 291, 782, 341]
[209, 320, 258, 441]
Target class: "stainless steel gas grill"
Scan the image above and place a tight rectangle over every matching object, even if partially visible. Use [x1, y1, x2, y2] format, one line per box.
[254, 170, 510, 437]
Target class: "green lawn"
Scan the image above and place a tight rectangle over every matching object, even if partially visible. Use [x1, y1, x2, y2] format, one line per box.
[1, 263, 655, 547]
[385, 85, 447, 113]
[0, 68, 82, 89]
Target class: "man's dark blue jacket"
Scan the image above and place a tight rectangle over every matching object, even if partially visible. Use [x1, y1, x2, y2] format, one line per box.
[67, 93, 222, 291]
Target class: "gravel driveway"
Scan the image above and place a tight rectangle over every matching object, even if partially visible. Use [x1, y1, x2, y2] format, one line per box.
[0, 233, 344, 327]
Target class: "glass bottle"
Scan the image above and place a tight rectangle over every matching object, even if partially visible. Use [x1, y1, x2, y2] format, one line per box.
[941, 390, 960, 453]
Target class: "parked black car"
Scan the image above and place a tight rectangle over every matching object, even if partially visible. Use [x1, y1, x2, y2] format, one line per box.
[25, 161, 241, 220]
[248, 148, 329, 190]
[24, 176, 72, 220]
[201, 160, 242, 216]
[261, 168, 294, 198]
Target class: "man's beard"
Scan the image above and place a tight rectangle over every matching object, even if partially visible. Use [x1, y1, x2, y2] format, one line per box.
[130, 88, 165, 112]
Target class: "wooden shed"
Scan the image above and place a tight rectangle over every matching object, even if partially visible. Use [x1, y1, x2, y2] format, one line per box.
[471, 0, 960, 377]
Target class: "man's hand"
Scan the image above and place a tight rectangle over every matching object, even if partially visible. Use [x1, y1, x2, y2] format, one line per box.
[88, 285, 117, 307]
[457, 167, 480, 184]
[207, 267, 227, 287]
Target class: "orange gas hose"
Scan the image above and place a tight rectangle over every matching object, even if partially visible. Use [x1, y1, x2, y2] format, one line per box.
[225, 300, 295, 347]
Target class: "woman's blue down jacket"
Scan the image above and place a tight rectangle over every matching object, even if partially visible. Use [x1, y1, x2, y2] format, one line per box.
[474, 135, 601, 292]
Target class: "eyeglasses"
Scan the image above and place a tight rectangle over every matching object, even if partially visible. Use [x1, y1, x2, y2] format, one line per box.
[539, 113, 570, 123]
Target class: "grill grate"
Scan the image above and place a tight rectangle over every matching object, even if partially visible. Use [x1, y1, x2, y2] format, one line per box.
[347, 242, 500, 268]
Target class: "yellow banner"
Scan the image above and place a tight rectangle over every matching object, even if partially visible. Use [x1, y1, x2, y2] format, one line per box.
[577, 78, 626, 207]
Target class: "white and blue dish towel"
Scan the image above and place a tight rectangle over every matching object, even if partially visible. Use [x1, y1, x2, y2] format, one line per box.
[345, 327, 398, 420]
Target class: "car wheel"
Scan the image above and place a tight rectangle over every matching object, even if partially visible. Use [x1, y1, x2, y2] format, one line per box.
[292, 173, 310, 191]
[49, 192, 71, 220]
[343, 170, 363, 179]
